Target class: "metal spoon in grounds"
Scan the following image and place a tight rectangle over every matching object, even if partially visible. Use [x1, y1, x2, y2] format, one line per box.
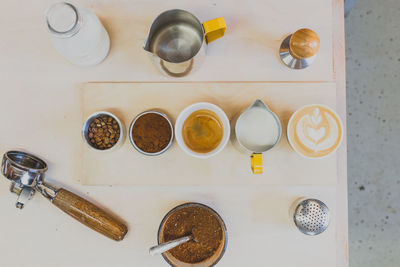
[149, 234, 196, 256]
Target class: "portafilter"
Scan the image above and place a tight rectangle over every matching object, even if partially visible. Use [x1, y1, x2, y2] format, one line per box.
[1, 150, 127, 241]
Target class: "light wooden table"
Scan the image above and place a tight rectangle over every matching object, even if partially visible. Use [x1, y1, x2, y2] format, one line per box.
[0, 0, 347, 266]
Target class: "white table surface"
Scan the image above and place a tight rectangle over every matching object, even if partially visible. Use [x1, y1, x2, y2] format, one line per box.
[0, 0, 348, 266]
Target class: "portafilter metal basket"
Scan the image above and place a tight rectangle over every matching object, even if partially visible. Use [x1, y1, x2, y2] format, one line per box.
[290, 198, 330, 236]
[1, 150, 128, 241]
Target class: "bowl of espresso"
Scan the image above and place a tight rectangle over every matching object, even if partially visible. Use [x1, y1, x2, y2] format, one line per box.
[175, 102, 230, 158]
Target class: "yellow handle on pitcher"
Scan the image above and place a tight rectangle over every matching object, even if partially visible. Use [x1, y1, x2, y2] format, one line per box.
[203, 17, 226, 44]
[251, 153, 263, 174]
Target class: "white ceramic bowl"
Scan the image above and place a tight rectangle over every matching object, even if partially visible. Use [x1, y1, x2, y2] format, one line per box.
[175, 102, 230, 159]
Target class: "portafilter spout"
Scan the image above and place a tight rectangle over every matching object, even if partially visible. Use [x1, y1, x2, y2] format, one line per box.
[1, 150, 128, 241]
[1, 150, 47, 208]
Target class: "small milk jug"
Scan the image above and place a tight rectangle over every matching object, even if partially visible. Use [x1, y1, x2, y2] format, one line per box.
[144, 9, 226, 77]
[233, 100, 282, 174]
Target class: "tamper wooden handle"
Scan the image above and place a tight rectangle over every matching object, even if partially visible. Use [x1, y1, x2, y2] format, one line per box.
[52, 188, 128, 241]
[289, 28, 320, 59]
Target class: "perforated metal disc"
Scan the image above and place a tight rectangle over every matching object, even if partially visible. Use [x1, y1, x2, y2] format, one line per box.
[293, 199, 330, 235]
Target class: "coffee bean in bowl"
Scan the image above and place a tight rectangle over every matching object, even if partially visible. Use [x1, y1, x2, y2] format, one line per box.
[83, 111, 125, 151]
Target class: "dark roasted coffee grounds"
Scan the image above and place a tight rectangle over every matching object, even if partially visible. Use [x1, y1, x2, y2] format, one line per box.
[162, 206, 223, 264]
[132, 113, 172, 153]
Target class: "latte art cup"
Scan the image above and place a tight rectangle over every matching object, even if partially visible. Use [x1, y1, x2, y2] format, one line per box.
[175, 102, 230, 159]
[287, 104, 343, 159]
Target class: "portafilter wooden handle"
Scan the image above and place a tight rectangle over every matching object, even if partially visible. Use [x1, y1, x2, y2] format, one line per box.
[52, 188, 128, 241]
[289, 28, 320, 59]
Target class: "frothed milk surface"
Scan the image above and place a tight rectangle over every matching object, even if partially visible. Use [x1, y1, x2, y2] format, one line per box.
[236, 106, 280, 152]
[288, 104, 342, 158]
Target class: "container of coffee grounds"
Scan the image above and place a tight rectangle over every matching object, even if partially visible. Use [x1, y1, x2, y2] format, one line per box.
[82, 111, 125, 151]
[129, 111, 174, 156]
[157, 202, 228, 267]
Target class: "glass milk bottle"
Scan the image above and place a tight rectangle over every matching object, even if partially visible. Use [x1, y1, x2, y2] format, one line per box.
[46, 2, 110, 66]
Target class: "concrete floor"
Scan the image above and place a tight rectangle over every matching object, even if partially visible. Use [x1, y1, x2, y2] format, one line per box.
[346, 0, 400, 266]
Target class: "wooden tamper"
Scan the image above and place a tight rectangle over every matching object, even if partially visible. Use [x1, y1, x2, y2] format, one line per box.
[279, 28, 320, 69]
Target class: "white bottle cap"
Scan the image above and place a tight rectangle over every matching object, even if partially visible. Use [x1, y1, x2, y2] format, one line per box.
[46, 2, 79, 36]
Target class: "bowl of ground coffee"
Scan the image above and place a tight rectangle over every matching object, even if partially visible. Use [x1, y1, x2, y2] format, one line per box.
[157, 202, 227, 267]
[82, 111, 125, 151]
[129, 111, 173, 156]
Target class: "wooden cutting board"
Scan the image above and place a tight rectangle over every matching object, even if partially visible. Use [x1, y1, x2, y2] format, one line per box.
[80, 82, 338, 186]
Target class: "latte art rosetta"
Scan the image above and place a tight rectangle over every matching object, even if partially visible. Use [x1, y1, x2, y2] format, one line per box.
[288, 105, 343, 158]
